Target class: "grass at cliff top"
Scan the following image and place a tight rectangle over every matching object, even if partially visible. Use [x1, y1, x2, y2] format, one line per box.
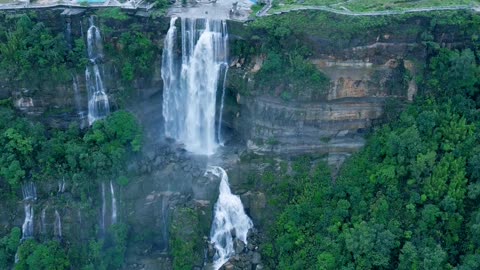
[270, 0, 479, 13]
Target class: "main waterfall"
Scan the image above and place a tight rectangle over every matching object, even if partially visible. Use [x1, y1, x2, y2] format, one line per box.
[162, 17, 229, 155]
[207, 166, 253, 269]
[86, 16, 110, 125]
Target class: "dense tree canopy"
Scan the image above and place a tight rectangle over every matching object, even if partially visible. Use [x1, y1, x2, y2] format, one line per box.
[0, 106, 142, 197]
[0, 105, 141, 269]
[0, 14, 86, 86]
[262, 47, 480, 269]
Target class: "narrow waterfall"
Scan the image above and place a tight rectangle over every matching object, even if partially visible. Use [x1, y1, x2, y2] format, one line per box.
[110, 181, 117, 225]
[54, 210, 62, 238]
[58, 178, 66, 193]
[65, 21, 72, 50]
[21, 204, 34, 240]
[72, 75, 85, 121]
[207, 166, 253, 270]
[101, 182, 106, 234]
[162, 17, 229, 155]
[86, 16, 110, 125]
[100, 181, 117, 234]
[21, 182, 37, 240]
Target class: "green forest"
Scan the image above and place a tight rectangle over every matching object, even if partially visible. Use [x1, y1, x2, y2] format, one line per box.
[0, 102, 141, 269]
[260, 48, 480, 269]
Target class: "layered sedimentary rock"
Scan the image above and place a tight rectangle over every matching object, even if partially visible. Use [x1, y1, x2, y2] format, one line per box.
[232, 58, 411, 163]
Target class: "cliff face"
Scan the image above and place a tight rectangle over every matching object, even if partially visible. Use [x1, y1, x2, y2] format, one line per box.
[228, 56, 404, 168]
[4, 10, 474, 163]
[233, 57, 409, 164]
[227, 11, 476, 164]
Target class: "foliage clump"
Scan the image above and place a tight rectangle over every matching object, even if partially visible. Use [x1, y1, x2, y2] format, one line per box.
[96, 8, 129, 21]
[115, 32, 157, 82]
[170, 208, 203, 270]
[0, 14, 86, 86]
[0, 106, 142, 197]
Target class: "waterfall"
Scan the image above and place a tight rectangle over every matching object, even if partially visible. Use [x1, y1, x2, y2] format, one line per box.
[86, 16, 110, 125]
[110, 181, 117, 225]
[22, 182, 37, 201]
[58, 177, 66, 193]
[21, 182, 37, 240]
[87, 16, 103, 60]
[100, 181, 117, 234]
[54, 210, 62, 238]
[162, 17, 229, 155]
[101, 182, 106, 234]
[217, 64, 228, 145]
[65, 21, 72, 50]
[161, 17, 180, 139]
[72, 75, 85, 121]
[207, 166, 253, 270]
[21, 204, 34, 240]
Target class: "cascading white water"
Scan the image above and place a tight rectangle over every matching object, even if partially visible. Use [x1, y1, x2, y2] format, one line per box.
[21, 204, 34, 240]
[161, 17, 180, 139]
[207, 166, 253, 270]
[110, 181, 117, 225]
[54, 210, 62, 238]
[22, 182, 37, 201]
[87, 16, 103, 63]
[162, 17, 229, 155]
[86, 16, 110, 125]
[21, 182, 37, 240]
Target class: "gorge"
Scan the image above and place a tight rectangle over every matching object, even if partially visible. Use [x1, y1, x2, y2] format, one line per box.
[0, 4, 479, 270]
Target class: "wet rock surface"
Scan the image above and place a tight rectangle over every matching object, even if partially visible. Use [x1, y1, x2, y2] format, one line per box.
[206, 228, 263, 270]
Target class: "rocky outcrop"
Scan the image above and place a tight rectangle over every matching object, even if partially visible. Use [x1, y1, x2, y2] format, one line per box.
[227, 15, 433, 162]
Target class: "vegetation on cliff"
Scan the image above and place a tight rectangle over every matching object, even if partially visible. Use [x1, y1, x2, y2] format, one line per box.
[0, 106, 142, 194]
[270, 0, 479, 13]
[96, 9, 159, 84]
[0, 99, 141, 269]
[261, 44, 480, 269]
[0, 13, 86, 86]
[170, 208, 204, 270]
